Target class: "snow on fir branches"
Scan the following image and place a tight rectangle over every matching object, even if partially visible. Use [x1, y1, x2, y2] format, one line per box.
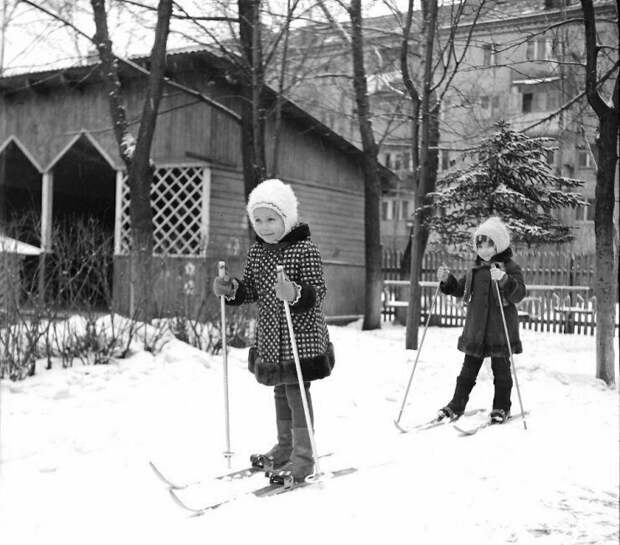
[425, 121, 587, 247]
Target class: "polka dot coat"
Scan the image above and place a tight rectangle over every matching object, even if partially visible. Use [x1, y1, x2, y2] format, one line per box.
[226, 223, 334, 386]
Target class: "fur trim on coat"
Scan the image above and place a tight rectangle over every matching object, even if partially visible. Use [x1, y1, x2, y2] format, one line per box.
[248, 342, 335, 386]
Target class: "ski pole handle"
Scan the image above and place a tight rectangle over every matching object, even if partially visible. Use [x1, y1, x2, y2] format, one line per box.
[218, 261, 226, 279]
[276, 264, 285, 281]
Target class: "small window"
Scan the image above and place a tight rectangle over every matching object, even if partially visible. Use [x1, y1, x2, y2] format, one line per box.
[577, 198, 595, 222]
[392, 200, 399, 220]
[401, 200, 410, 220]
[492, 95, 500, 109]
[526, 40, 536, 60]
[441, 149, 450, 171]
[384, 153, 392, 169]
[544, 0, 566, 8]
[577, 149, 592, 168]
[545, 149, 555, 165]
[522, 93, 534, 113]
[536, 38, 547, 60]
[480, 95, 490, 109]
[547, 90, 560, 110]
[394, 154, 402, 170]
[402, 152, 411, 171]
[482, 43, 497, 66]
[381, 200, 391, 221]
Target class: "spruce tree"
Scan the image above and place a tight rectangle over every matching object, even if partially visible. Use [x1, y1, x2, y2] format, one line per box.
[425, 121, 587, 246]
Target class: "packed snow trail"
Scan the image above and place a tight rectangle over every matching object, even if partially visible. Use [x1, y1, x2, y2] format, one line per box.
[0, 324, 617, 545]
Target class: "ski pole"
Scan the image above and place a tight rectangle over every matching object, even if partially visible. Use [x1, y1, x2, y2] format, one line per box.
[218, 261, 233, 466]
[276, 265, 322, 481]
[493, 277, 527, 430]
[394, 283, 441, 431]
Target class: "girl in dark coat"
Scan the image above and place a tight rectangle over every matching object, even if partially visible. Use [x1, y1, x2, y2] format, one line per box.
[213, 178, 333, 483]
[436, 217, 526, 423]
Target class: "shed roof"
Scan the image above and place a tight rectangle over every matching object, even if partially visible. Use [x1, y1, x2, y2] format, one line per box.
[0, 47, 365, 164]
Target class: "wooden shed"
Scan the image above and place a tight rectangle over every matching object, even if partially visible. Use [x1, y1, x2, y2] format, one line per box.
[0, 49, 379, 319]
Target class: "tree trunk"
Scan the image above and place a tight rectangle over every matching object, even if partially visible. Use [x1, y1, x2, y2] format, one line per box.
[580, 0, 618, 387]
[0, 151, 6, 228]
[405, 0, 438, 349]
[91, 0, 172, 321]
[349, 0, 382, 330]
[406, 105, 439, 349]
[593, 115, 617, 386]
[238, 0, 266, 210]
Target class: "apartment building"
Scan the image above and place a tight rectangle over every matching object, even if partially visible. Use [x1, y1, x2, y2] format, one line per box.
[283, 0, 618, 253]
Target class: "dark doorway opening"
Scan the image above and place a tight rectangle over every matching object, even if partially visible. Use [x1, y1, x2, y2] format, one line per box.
[50, 135, 116, 310]
[0, 140, 43, 305]
[0, 140, 42, 245]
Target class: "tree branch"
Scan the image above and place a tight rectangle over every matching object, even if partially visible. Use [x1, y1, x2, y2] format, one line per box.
[523, 60, 619, 131]
[117, 0, 239, 21]
[19, 0, 241, 123]
[580, 0, 610, 116]
[316, 0, 351, 45]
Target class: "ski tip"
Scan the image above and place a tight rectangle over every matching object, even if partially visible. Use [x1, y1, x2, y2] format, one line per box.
[393, 420, 408, 434]
[453, 424, 477, 436]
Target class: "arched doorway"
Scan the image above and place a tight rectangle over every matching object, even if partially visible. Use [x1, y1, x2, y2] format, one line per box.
[0, 138, 43, 244]
[48, 134, 116, 310]
[0, 138, 44, 306]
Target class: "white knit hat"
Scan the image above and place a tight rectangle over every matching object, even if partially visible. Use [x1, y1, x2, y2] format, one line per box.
[473, 217, 511, 254]
[246, 178, 299, 237]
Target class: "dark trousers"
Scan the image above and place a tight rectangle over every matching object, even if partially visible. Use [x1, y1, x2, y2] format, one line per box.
[448, 354, 513, 413]
[274, 382, 313, 428]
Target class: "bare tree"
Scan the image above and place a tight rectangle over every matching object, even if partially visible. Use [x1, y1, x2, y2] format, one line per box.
[0, 0, 18, 76]
[400, 0, 485, 348]
[580, 0, 618, 387]
[311, 0, 385, 329]
[238, 0, 267, 201]
[90, 0, 172, 321]
[348, 0, 383, 330]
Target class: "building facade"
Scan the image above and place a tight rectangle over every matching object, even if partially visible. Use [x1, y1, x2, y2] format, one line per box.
[0, 49, 374, 318]
[282, 0, 618, 253]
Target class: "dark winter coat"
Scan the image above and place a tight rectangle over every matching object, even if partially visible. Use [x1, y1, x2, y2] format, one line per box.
[226, 223, 334, 386]
[440, 248, 526, 358]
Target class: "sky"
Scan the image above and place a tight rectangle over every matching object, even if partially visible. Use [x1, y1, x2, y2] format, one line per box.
[0, 315, 618, 545]
[0, 0, 413, 76]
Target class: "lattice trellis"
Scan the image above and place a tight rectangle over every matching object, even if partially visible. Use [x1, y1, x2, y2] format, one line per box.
[116, 166, 209, 257]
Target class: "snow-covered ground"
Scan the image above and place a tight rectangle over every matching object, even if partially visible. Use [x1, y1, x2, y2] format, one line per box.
[1, 321, 618, 545]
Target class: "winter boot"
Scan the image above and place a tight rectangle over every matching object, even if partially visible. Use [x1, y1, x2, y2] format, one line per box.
[489, 408, 509, 424]
[442, 375, 477, 417]
[436, 405, 461, 421]
[492, 376, 513, 416]
[269, 427, 314, 485]
[250, 418, 292, 470]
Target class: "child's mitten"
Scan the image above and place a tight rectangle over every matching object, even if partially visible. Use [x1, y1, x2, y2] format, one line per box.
[213, 275, 235, 297]
[275, 275, 299, 303]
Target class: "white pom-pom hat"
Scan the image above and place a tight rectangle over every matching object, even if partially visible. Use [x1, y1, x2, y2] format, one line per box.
[247, 178, 299, 237]
[473, 217, 511, 254]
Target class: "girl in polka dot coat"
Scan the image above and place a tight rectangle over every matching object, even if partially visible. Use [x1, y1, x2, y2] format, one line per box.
[213, 178, 334, 484]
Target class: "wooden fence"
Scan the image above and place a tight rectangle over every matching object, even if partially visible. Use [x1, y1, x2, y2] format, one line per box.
[382, 249, 616, 336]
